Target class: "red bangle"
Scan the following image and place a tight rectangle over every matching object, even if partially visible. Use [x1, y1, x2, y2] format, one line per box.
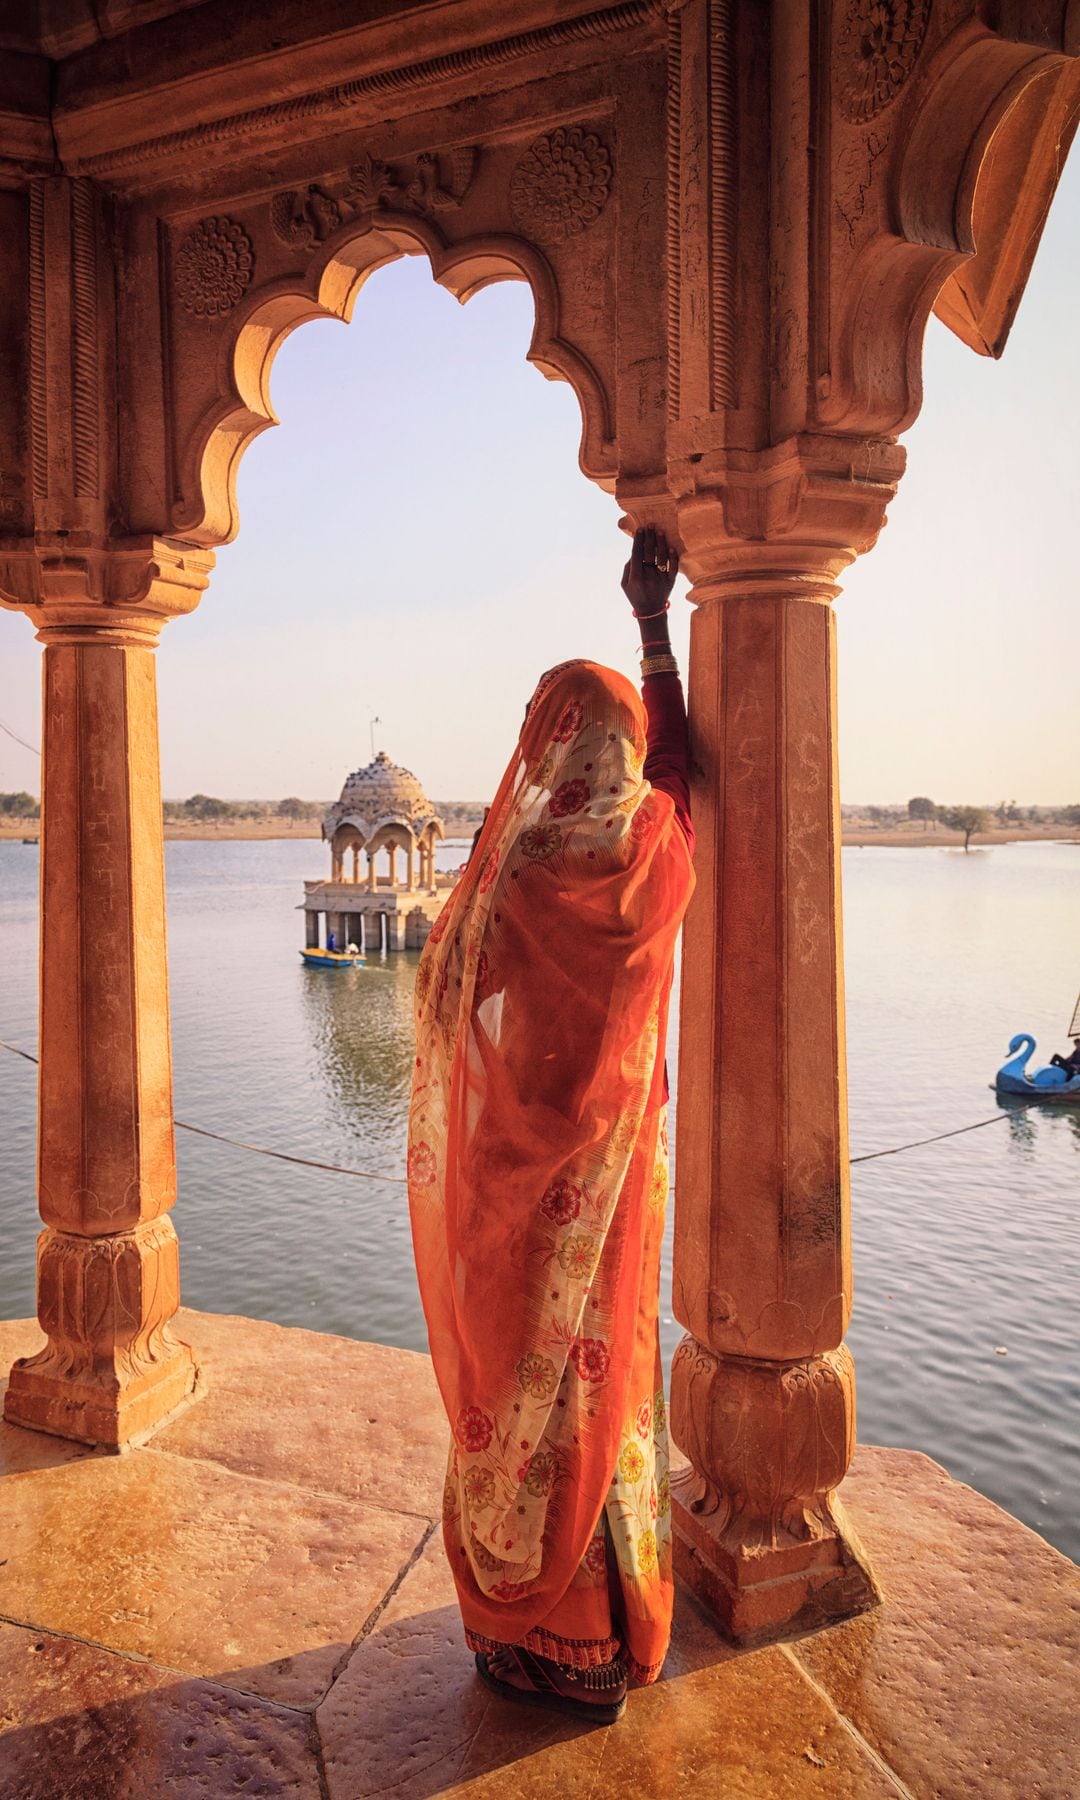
[633, 601, 671, 620]
[641, 639, 670, 651]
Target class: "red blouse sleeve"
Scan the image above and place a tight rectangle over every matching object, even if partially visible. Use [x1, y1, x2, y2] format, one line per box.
[642, 671, 695, 853]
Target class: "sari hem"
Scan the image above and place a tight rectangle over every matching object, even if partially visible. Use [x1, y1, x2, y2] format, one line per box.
[624, 1649, 666, 1688]
[465, 1625, 623, 1671]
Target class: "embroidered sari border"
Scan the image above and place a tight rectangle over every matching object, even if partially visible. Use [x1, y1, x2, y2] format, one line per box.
[465, 1624, 623, 1671]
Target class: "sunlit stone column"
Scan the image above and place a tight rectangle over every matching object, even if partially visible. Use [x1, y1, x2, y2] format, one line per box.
[4, 563, 208, 1447]
[406, 839, 416, 892]
[669, 556, 879, 1645]
[367, 850, 378, 891]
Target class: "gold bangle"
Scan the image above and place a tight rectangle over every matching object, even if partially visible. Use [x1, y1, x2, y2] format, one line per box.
[640, 654, 679, 676]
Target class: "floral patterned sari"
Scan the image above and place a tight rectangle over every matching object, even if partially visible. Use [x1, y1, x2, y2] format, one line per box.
[408, 661, 695, 1684]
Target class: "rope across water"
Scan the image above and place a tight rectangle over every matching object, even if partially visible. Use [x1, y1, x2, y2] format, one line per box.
[0, 1037, 1036, 1184]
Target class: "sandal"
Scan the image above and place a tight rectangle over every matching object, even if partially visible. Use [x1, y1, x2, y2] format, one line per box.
[474, 1647, 626, 1725]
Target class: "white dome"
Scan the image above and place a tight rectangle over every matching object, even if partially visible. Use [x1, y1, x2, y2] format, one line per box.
[323, 752, 442, 843]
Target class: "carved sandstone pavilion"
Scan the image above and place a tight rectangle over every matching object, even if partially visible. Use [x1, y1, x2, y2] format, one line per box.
[0, 1, 1077, 1654]
[306, 749, 450, 953]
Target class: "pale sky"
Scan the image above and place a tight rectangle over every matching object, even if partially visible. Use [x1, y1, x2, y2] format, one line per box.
[1, 154, 1077, 806]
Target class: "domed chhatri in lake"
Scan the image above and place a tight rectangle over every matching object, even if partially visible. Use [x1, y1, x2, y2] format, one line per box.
[303, 751, 451, 953]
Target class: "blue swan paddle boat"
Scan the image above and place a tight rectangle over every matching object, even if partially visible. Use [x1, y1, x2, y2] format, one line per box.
[995, 1033, 1080, 1099]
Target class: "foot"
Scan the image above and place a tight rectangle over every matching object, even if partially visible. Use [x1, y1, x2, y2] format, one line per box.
[485, 1646, 627, 1710]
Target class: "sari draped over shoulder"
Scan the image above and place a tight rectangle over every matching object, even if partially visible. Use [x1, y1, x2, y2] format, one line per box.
[408, 661, 695, 1683]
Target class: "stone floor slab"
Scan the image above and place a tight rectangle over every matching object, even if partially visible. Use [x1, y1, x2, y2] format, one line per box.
[791, 1446, 1080, 1800]
[0, 1618, 321, 1799]
[316, 1532, 897, 1800]
[0, 1440, 429, 1709]
[156, 1308, 448, 1517]
[3, 1315, 1078, 1797]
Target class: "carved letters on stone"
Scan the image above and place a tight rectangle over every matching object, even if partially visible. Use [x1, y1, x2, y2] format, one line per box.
[174, 215, 254, 317]
[509, 127, 612, 244]
[837, 0, 930, 124]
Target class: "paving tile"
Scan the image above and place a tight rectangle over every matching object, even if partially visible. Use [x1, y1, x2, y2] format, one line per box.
[794, 1446, 1080, 1800]
[0, 1617, 321, 1799]
[0, 1443, 429, 1710]
[157, 1308, 447, 1517]
[317, 1532, 894, 1800]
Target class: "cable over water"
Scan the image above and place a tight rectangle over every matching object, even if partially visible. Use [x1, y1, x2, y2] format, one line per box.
[1, 1036, 1037, 1184]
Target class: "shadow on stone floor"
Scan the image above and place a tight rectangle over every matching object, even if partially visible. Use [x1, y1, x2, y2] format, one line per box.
[0, 1413, 104, 1477]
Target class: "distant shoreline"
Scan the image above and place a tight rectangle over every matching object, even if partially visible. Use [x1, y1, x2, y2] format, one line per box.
[2, 822, 1076, 849]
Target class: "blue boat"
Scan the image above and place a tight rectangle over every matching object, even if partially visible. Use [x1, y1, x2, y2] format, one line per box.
[300, 948, 366, 969]
[994, 1032, 1080, 1100]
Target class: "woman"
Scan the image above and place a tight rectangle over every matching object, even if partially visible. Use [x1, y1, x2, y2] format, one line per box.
[408, 527, 695, 1724]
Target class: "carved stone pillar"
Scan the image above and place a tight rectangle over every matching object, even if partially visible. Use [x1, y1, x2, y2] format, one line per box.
[2, 545, 211, 1446]
[406, 839, 416, 892]
[667, 513, 894, 1645]
[367, 851, 378, 891]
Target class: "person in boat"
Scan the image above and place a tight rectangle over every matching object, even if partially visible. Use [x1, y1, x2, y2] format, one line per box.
[408, 526, 695, 1725]
[326, 930, 336, 952]
[1050, 1038, 1080, 1080]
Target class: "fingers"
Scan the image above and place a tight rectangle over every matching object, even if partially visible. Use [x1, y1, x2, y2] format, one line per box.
[625, 523, 681, 594]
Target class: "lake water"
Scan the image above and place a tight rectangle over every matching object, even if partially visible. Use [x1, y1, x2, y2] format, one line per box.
[1, 838, 1077, 1562]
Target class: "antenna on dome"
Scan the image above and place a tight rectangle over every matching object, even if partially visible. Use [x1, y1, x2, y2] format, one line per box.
[370, 715, 382, 759]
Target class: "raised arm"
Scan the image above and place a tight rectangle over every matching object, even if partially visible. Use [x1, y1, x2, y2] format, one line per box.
[621, 526, 694, 850]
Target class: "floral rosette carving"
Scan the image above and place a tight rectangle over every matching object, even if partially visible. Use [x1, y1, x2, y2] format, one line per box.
[838, 0, 930, 124]
[175, 216, 254, 318]
[509, 126, 612, 244]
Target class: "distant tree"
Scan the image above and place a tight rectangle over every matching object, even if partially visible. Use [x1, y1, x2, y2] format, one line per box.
[908, 796, 936, 830]
[183, 793, 229, 820]
[0, 790, 39, 818]
[867, 805, 886, 824]
[277, 796, 308, 820]
[939, 805, 988, 852]
[1061, 804, 1080, 827]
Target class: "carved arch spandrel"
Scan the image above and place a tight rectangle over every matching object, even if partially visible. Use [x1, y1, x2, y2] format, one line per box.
[169, 209, 617, 550]
[818, 8, 1080, 437]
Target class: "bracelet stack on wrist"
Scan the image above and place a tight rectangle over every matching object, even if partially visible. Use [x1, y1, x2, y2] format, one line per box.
[640, 652, 679, 677]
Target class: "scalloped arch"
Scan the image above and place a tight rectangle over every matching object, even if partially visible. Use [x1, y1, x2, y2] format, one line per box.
[173, 211, 616, 548]
[818, 29, 1079, 438]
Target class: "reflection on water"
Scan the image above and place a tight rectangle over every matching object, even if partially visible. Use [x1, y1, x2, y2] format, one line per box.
[0, 837, 1077, 1560]
[300, 956, 418, 1160]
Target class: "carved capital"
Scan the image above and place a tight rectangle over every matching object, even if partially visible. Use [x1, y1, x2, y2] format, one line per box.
[0, 536, 215, 641]
[665, 433, 906, 595]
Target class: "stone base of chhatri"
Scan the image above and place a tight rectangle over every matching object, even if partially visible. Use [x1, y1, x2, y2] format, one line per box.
[1, 1311, 1076, 1798]
[303, 879, 449, 953]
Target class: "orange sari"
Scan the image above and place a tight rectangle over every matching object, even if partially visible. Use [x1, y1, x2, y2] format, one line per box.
[408, 661, 694, 1684]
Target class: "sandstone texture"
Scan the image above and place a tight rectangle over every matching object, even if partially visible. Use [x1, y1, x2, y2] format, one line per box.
[1, 1311, 1076, 1799]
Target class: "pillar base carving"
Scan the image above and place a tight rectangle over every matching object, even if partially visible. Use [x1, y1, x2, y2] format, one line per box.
[3, 1218, 197, 1448]
[669, 1336, 880, 1646]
